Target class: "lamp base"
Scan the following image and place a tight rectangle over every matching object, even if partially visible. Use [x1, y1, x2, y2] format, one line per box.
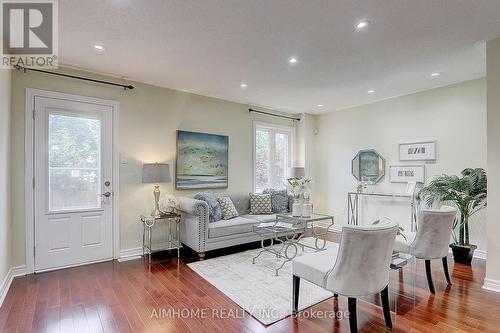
[151, 184, 167, 218]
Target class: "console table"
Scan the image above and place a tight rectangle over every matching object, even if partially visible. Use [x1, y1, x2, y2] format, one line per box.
[347, 192, 419, 231]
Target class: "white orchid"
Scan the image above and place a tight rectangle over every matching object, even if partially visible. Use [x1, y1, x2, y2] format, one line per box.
[285, 177, 312, 196]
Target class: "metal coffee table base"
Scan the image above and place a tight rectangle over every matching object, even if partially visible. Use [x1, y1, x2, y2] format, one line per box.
[252, 230, 327, 276]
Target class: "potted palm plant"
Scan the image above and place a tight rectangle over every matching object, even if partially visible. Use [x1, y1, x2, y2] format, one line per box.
[419, 168, 487, 265]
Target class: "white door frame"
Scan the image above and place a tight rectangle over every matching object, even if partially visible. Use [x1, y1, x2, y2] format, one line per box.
[25, 88, 120, 274]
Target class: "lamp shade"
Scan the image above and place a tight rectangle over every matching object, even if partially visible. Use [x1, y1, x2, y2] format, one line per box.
[142, 163, 171, 183]
[288, 167, 305, 178]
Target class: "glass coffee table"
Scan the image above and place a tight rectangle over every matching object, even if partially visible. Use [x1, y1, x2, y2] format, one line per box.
[389, 251, 417, 314]
[391, 252, 414, 269]
[252, 213, 334, 276]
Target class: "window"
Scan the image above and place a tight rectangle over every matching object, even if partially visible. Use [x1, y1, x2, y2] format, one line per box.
[253, 122, 294, 192]
[48, 113, 102, 211]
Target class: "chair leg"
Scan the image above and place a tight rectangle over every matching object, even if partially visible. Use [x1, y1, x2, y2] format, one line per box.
[425, 260, 435, 294]
[380, 285, 392, 329]
[442, 257, 452, 285]
[348, 297, 358, 333]
[334, 293, 338, 299]
[292, 275, 300, 315]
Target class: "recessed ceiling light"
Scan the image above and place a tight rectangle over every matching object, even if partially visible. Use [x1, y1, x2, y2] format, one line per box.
[240, 83, 248, 88]
[356, 20, 369, 30]
[317, 104, 324, 107]
[288, 57, 298, 64]
[368, 89, 375, 94]
[431, 72, 441, 77]
[93, 43, 104, 51]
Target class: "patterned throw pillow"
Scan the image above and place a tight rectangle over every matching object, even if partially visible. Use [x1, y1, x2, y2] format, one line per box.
[194, 191, 222, 222]
[249, 193, 272, 214]
[263, 188, 290, 213]
[217, 196, 239, 220]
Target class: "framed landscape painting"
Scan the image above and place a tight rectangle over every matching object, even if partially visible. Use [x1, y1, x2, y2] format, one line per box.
[176, 130, 228, 189]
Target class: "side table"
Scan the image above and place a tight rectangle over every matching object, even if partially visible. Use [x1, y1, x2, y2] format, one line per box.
[140, 212, 181, 264]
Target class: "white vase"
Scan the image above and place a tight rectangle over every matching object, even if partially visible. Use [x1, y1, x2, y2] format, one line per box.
[302, 203, 312, 217]
[292, 202, 302, 217]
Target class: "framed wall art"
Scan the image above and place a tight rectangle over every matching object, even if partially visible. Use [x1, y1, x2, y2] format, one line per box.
[175, 130, 229, 189]
[389, 165, 425, 183]
[399, 141, 436, 161]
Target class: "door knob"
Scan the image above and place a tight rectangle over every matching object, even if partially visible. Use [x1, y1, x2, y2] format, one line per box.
[101, 192, 111, 198]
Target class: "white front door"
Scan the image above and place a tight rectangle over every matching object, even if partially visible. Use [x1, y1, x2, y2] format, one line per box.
[33, 96, 114, 272]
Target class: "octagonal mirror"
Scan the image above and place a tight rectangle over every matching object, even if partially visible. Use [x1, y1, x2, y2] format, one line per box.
[352, 149, 385, 184]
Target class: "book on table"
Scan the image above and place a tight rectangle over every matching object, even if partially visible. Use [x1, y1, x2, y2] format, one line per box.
[257, 222, 295, 229]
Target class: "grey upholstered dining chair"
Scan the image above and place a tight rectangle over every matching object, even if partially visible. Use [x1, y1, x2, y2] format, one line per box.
[393, 205, 458, 294]
[292, 222, 398, 333]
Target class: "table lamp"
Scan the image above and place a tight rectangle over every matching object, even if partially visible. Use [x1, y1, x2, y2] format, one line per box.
[142, 162, 171, 218]
[288, 167, 305, 179]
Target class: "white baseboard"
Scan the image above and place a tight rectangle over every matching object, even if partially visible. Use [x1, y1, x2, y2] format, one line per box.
[118, 247, 143, 262]
[483, 278, 500, 293]
[473, 249, 487, 260]
[119, 241, 184, 262]
[0, 265, 27, 307]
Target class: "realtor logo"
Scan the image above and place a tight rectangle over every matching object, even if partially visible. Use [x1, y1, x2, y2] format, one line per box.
[1, 0, 58, 68]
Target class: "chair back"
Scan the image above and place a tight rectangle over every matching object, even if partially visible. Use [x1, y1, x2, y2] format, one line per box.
[410, 206, 457, 259]
[325, 222, 398, 297]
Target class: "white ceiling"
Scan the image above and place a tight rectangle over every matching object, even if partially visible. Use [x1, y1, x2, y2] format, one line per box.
[59, 0, 500, 114]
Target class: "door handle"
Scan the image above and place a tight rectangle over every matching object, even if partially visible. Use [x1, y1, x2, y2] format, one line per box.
[101, 192, 111, 198]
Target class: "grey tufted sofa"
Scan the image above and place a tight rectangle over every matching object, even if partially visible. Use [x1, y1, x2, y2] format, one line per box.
[178, 193, 292, 260]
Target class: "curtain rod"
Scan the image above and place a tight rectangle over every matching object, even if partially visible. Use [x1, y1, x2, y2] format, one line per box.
[248, 108, 300, 121]
[14, 65, 134, 90]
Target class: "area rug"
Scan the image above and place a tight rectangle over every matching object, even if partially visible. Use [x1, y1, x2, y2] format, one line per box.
[187, 237, 335, 325]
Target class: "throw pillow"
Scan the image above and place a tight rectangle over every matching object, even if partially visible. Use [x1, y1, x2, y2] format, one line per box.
[263, 188, 289, 213]
[194, 191, 222, 222]
[217, 196, 239, 220]
[249, 193, 272, 214]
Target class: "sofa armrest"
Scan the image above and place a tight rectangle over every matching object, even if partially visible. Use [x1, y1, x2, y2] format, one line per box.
[178, 197, 210, 253]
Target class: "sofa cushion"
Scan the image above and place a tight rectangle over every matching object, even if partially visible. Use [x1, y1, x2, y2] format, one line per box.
[241, 214, 276, 223]
[194, 191, 222, 222]
[208, 217, 259, 238]
[229, 194, 251, 215]
[292, 243, 339, 288]
[263, 188, 290, 213]
[217, 196, 239, 220]
[249, 193, 272, 214]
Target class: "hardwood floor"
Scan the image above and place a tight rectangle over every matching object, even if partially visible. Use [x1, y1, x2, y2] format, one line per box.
[2, 237, 500, 333]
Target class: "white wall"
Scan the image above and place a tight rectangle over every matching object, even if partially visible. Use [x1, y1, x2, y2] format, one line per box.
[485, 37, 500, 290]
[10, 67, 300, 265]
[315, 79, 487, 250]
[0, 69, 12, 303]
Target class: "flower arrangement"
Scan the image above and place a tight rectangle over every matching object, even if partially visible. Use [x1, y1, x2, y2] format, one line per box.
[285, 177, 312, 197]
